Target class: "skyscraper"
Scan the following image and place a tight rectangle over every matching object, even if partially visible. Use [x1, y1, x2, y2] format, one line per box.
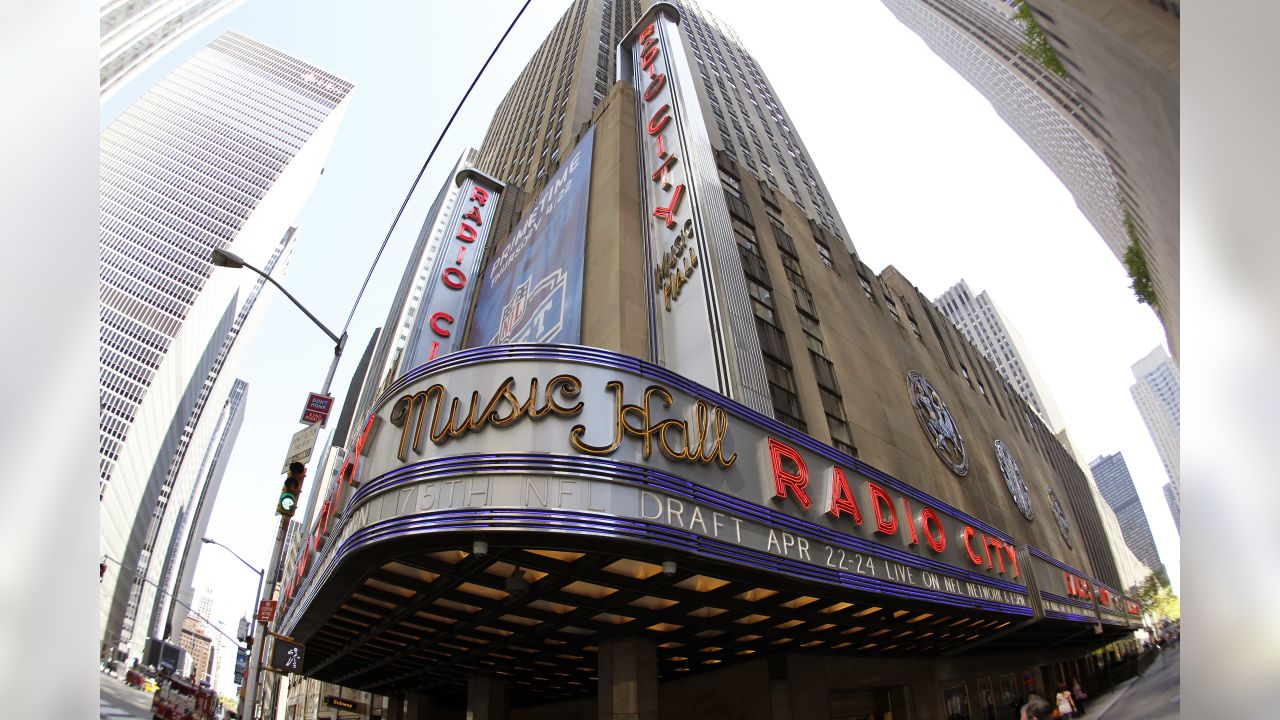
[1130, 345, 1179, 535]
[935, 279, 1065, 432]
[1021, 0, 1179, 360]
[1129, 346, 1178, 484]
[1088, 451, 1165, 582]
[99, 31, 353, 663]
[158, 378, 249, 641]
[477, 0, 851, 241]
[881, 0, 1179, 359]
[99, 0, 247, 100]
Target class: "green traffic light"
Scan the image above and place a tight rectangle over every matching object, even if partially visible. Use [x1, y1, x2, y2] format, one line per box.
[278, 492, 297, 516]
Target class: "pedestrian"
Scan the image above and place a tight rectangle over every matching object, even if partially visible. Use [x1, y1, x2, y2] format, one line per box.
[1020, 694, 1053, 720]
[1054, 682, 1078, 719]
[1071, 678, 1087, 716]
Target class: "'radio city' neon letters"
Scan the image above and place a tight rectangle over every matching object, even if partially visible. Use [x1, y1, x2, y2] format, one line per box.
[767, 435, 1020, 579]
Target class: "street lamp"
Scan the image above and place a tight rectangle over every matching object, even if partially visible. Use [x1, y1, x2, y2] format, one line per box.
[209, 247, 348, 392]
[201, 537, 264, 718]
[200, 537, 265, 627]
[210, 246, 348, 720]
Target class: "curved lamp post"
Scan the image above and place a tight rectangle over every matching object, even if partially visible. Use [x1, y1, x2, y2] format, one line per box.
[209, 247, 347, 720]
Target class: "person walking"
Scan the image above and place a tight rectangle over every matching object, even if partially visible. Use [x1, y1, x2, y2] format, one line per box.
[1054, 683, 1078, 719]
[1071, 677, 1087, 716]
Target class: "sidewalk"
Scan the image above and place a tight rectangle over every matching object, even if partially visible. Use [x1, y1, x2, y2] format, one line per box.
[1079, 644, 1180, 720]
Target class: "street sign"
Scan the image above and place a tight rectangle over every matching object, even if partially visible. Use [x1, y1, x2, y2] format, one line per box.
[257, 600, 277, 623]
[269, 637, 305, 674]
[281, 422, 322, 473]
[234, 647, 249, 685]
[299, 392, 335, 426]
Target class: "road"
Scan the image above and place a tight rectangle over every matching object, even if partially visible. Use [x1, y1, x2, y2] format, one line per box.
[1089, 645, 1180, 720]
[100, 671, 154, 720]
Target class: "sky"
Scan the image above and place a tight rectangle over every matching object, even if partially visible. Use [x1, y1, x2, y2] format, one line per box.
[100, 0, 1179, 694]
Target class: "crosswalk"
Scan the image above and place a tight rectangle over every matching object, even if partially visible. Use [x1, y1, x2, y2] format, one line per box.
[100, 697, 148, 720]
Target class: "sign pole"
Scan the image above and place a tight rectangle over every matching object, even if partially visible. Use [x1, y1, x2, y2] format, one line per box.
[244, 514, 290, 720]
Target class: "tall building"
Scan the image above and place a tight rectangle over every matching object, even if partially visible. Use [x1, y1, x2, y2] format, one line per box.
[99, 0, 247, 100]
[1023, 0, 1179, 361]
[179, 614, 215, 684]
[1129, 345, 1179, 535]
[1162, 482, 1179, 533]
[99, 31, 353, 664]
[158, 378, 250, 641]
[881, 0, 1179, 360]
[275, 3, 1144, 718]
[1129, 346, 1178, 486]
[935, 279, 1065, 432]
[1088, 452, 1165, 583]
[477, 0, 851, 242]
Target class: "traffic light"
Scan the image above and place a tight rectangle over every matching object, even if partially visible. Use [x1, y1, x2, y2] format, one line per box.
[277, 485, 298, 516]
[278, 462, 305, 516]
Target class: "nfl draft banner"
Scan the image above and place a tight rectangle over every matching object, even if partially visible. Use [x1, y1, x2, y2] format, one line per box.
[466, 126, 595, 348]
[403, 169, 505, 369]
[620, 2, 772, 415]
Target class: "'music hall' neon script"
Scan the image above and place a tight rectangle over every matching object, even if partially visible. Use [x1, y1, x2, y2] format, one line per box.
[389, 375, 736, 469]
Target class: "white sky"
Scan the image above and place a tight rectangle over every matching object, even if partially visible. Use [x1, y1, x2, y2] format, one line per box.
[101, 0, 1179, 693]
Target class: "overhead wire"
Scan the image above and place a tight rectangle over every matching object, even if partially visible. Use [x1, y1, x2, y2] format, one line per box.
[102, 554, 242, 647]
[338, 0, 534, 337]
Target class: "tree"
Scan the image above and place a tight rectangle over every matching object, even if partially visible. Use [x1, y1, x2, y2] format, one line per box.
[1014, 2, 1068, 77]
[1136, 571, 1179, 622]
[1121, 210, 1158, 307]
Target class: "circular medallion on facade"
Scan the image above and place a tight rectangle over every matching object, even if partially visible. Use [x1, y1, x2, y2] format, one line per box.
[1048, 488, 1072, 548]
[995, 440, 1034, 521]
[906, 371, 968, 476]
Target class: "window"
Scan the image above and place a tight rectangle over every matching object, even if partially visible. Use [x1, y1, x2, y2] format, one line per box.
[858, 275, 875, 301]
[817, 244, 834, 269]
[811, 352, 840, 393]
[747, 279, 775, 323]
[791, 284, 817, 318]
[885, 297, 900, 324]
[798, 314, 827, 355]
[732, 217, 758, 254]
[770, 223, 796, 256]
[765, 357, 806, 433]
[755, 317, 791, 364]
[828, 417, 857, 457]
[780, 253, 806, 289]
[720, 169, 742, 199]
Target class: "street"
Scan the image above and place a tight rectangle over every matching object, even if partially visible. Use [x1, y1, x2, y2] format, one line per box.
[100, 671, 153, 720]
[1086, 645, 1180, 720]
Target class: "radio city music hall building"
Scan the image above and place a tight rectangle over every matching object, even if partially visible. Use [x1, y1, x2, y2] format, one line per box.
[274, 2, 1143, 718]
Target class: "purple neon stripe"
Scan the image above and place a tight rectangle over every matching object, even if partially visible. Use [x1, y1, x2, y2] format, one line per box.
[334, 508, 1031, 616]
[1025, 545, 1092, 579]
[1039, 592, 1094, 610]
[1044, 611, 1095, 623]
[344, 453, 1027, 594]
[360, 343, 1017, 543]
[352, 456, 1029, 594]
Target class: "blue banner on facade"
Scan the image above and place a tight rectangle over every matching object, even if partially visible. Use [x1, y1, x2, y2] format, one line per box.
[466, 126, 595, 348]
